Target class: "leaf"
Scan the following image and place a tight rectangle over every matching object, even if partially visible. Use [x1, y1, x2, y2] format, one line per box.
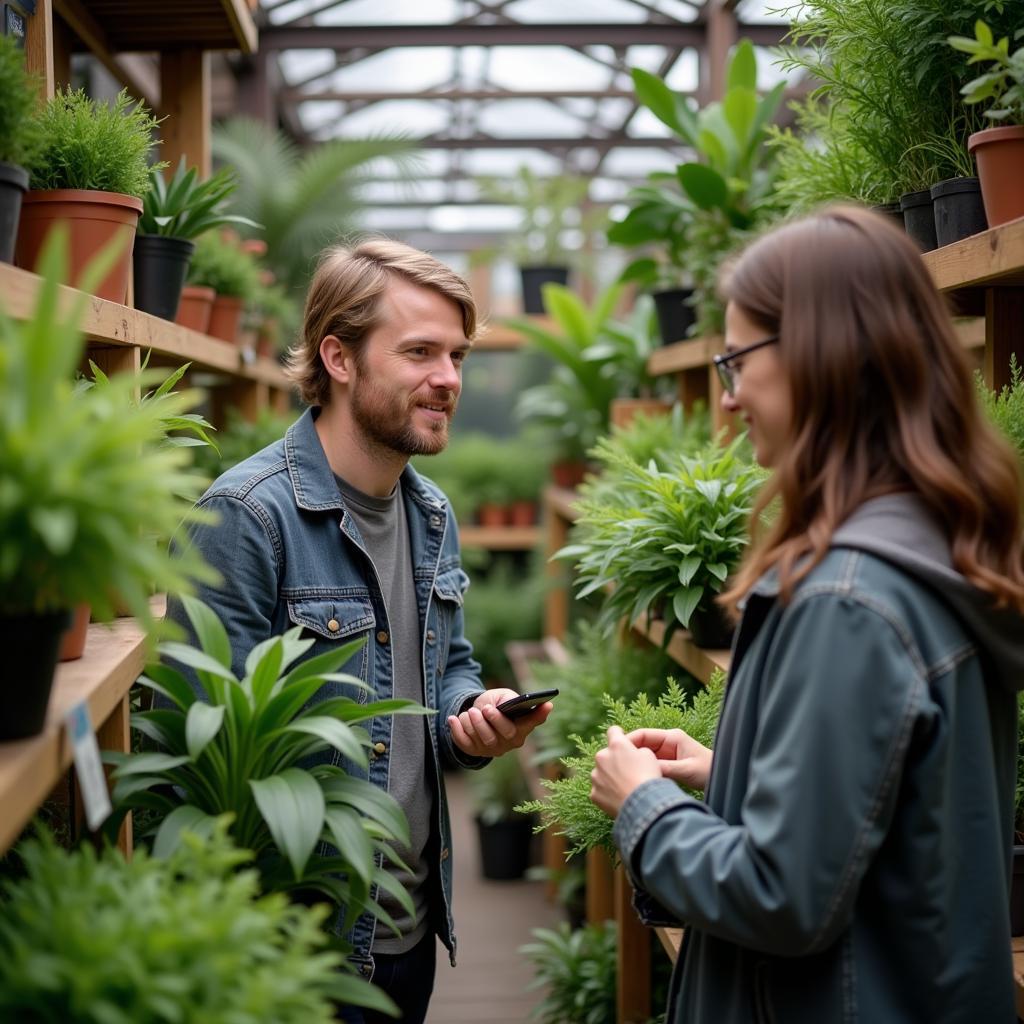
[250, 768, 326, 879]
[323, 806, 374, 887]
[111, 752, 192, 778]
[282, 717, 369, 767]
[180, 595, 233, 669]
[159, 642, 239, 683]
[727, 39, 757, 91]
[677, 164, 729, 211]
[677, 555, 702, 587]
[672, 586, 703, 628]
[185, 701, 225, 760]
[152, 805, 218, 858]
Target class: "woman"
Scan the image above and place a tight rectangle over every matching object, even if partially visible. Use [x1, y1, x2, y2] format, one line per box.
[590, 206, 1024, 1023]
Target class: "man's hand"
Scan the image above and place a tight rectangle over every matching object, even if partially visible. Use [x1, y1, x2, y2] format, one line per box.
[626, 727, 713, 791]
[589, 725, 661, 819]
[448, 688, 552, 759]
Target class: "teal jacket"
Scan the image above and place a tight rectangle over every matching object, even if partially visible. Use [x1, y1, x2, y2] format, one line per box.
[614, 494, 1024, 1023]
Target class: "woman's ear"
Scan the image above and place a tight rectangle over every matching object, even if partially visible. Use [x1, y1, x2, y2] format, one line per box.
[319, 335, 354, 386]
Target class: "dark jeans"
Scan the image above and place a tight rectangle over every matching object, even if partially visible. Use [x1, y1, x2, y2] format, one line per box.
[336, 934, 437, 1024]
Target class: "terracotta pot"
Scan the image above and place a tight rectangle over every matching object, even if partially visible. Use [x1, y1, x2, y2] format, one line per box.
[509, 500, 538, 527]
[968, 126, 1024, 227]
[16, 189, 142, 303]
[610, 397, 673, 430]
[207, 293, 244, 344]
[476, 502, 511, 528]
[551, 460, 587, 490]
[58, 603, 91, 662]
[175, 284, 216, 334]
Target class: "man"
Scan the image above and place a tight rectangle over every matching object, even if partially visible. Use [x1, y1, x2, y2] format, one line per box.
[166, 239, 551, 1023]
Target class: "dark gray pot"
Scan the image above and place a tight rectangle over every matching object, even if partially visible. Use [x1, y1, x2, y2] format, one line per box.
[930, 177, 987, 248]
[900, 188, 938, 252]
[520, 265, 568, 314]
[0, 161, 29, 265]
[132, 234, 195, 321]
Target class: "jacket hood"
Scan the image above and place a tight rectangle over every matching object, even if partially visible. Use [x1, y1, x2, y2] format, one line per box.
[831, 493, 1024, 694]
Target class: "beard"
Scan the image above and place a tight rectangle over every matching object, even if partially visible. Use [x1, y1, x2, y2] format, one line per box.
[350, 373, 456, 457]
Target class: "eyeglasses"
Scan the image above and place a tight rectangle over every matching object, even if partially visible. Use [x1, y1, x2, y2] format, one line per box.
[712, 336, 779, 396]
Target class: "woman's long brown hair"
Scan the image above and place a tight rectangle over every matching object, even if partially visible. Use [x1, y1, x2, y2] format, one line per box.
[719, 205, 1024, 615]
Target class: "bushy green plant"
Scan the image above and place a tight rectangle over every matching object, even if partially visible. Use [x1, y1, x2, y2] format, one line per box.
[976, 356, 1024, 461]
[0, 231, 213, 627]
[192, 406, 297, 480]
[0, 821, 397, 1022]
[0, 31, 41, 168]
[187, 231, 262, 299]
[103, 595, 430, 937]
[520, 921, 618, 1024]
[139, 158, 260, 239]
[560, 436, 765, 640]
[950, 19, 1024, 125]
[519, 672, 726, 859]
[467, 751, 535, 826]
[528, 622, 680, 762]
[28, 87, 163, 197]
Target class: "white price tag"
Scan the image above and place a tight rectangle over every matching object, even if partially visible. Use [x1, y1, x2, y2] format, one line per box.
[66, 702, 112, 831]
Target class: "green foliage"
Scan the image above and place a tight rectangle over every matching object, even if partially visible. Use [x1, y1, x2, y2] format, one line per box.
[528, 623, 680, 762]
[467, 751, 535, 826]
[192, 406, 297, 480]
[139, 158, 261, 239]
[212, 118, 418, 297]
[187, 231, 262, 299]
[0, 822, 397, 1022]
[0, 31, 41, 167]
[519, 673, 726, 859]
[560, 436, 765, 640]
[252, 280, 302, 354]
[520, 921, 618, 1024]
[771, 0, 1022, 206]
[976, 356, 1024, 461]
[103, 595, 431, 940]
[28, 88, 163, 197]
[950, 19, 1024, 124]
[0, 230, 213, 624]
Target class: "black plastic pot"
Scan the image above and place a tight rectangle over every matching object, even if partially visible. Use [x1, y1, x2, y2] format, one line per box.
[652, 287, 696, 346]
[476, 815, 536, 880]
[0, 161, 29, 265]
[1011, 845, 1024, 937]
[899, 189, 938, 252]
[687, 601, 735, 650]
[519, 265, 568, 315]
[132, 235, 195, 321]
[0, 609, 71, 741]
[930, 177, 987, 248]
[871, 201, 904, 228]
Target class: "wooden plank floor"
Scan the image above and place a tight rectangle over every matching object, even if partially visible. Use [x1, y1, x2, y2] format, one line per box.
[428, 769, 561, 1023]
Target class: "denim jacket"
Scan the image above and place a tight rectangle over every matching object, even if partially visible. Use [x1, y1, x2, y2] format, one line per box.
[165, 407, 486, 971]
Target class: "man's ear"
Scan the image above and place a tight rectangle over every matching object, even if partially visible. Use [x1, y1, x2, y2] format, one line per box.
[319, 335, 355, 386]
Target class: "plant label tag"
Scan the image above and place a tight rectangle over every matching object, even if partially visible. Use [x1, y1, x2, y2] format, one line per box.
[66, 701, 112, 831]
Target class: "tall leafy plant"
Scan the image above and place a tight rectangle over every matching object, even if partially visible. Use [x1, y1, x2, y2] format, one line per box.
[0, 30, 41, 169]
[949, 19, 1024, 124]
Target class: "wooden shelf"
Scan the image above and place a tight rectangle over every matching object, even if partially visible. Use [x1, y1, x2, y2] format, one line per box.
[458, 525, 541, 550]
[924, 218, 1024, 294]
[0, 263, 289, 390]
[474, 315, 555, 351]
[647, 335, 723, 377]
[631, 616, 730, 687]
[544, 485, 582, 524]
[0, 603, 162, 854]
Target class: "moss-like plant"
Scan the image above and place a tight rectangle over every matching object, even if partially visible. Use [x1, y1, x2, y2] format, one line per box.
[976, 356, 1024, 463]
[0, 31, 41, 168]
[519, 672, 726, 859]
[0, 821, 398, 1021]
[28, 87, 163, 197]
[187, 231, 261, 299]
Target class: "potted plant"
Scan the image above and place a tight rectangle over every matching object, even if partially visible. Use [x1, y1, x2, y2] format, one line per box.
[0, 231, 213, 740]
[185, 231, 261, 344]
[134, 159, 259, 322]
[103, 594, 429, 930]
[0, 822, 398, 1020]
[17, 88, 163, 302]
[0, 31, 40, 265]
[467, 751, 537, 880]
[477, 166, 595, 313]
[950, 20, 1024, 227]
[253, 280, 300, 358]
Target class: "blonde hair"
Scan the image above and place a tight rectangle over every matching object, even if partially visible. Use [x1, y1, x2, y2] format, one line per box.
[285, 238, 479, 407]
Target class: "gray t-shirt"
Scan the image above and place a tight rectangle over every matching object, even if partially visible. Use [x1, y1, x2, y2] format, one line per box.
[336, 475, 434, 954]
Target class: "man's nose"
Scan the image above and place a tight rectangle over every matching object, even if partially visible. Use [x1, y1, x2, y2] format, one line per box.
[430, 357, 462, 392]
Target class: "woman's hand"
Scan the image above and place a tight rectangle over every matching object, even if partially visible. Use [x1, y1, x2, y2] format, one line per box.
[589, 726, 662, 818]
[626, 728, 713, 791]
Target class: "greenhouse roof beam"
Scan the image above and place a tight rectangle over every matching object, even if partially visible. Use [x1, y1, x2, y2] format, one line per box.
[407, 135, 682, 150]
[287, 88, 642, 103]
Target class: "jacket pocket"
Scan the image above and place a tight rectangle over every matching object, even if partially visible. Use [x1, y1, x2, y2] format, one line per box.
[433, 567, 468, 608]
[285, 594, 375, 700]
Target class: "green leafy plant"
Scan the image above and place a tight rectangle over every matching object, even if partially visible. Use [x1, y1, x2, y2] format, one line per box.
[139, 157, 261, 239]
[950, 19, 1024, 124]
[0, 821, 398, 1022]
[467, 751, 535, 826]
[519, 672, 726, 859]
[0, 230, 213, 627]
[104, 595, 430, 939]
[975, 356, 1024, 461]
[187, 231, 261, 299]
[559, 436, 765, 640]
[28, 87, 163, 197]
[0, 30, 41, 168]
[520, 921, 618, 1024]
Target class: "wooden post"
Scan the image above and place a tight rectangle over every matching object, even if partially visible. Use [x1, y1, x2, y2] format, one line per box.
[51, 8, 73, 88]
[160, 50, 211, 176]
[984, 288, 1024, 391]
[212, 376, 264, 426]
[616, 866, 652, 1024]
[94, 695, 133, 856]
[24, 0, 54, 98]
[701, 0, 737, 105]
[85, 344, 142, 379]
[543, 488, 572, 640]
[586, 846, 616, 924]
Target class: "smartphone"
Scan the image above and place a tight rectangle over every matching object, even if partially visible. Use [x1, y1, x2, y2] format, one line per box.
[495, 688, 559, 720]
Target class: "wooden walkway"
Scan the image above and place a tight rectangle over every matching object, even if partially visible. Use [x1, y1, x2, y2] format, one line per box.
[428, 769, 561, 1024]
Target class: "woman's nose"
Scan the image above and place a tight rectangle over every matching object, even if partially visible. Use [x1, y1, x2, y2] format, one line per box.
[720, 385, 740, 415]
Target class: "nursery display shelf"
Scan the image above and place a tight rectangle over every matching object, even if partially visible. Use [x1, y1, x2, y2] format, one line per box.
[0, 263, 288, 390]
[474, 316, 555, 351]
[0, 599, 163, 854]
[458, 525, 542, 550]
[924, 217, 1024, 294]
[647, 335, 724, 377]
[632, 617, 730, 688]
[545, 486, 582, 524]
